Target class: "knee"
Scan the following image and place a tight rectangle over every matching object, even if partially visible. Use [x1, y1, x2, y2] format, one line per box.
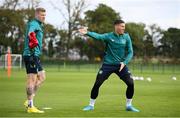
[41, 71, 46, 81]
[95, 74, 105, 85]
[38, 70, 46, 82]
[128, 81, 134, 88]
[124, 74, 134, 87]
[127, 78, 134, 87]
[128, 77, 134, 86]
[27, 74, 36, 85]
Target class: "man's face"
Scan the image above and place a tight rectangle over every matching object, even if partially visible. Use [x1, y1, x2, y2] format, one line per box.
[36, 11, 46, 23]
[114, 23, 125, 34]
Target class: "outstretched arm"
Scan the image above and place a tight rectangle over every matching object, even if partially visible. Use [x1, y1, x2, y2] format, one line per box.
[78, 27, 108, 41]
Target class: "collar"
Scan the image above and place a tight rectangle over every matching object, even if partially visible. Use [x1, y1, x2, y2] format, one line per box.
[113, 32, 124, 37]
[34, 19, 44, 29]
[34, 18, 42, 25]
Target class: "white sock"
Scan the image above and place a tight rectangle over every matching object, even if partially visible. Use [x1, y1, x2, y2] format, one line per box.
[28, 99, 34, 108]
[126, 98, 132, 107]
[89, 98, 95, 107]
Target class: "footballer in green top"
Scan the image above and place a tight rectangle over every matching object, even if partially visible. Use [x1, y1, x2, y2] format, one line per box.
[23, 7, 46, 113]
[79, 19, 139, 112]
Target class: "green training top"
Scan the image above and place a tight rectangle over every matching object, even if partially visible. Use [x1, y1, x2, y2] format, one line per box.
[86, 32, 133, 65]
[23, 19, 44, 57]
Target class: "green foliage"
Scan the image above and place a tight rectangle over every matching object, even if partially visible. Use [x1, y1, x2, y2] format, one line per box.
[0, 2, 179, 61]
[84, 4, 121, 60]
[160, 28, 180, 58]
[44, 24, 58, 57]
[85, 4, 121, 33]
[126, 22, 146, 57]
[0, 9, 25, 53]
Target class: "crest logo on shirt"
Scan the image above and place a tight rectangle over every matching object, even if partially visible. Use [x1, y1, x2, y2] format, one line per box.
[110, 39, 115, 42]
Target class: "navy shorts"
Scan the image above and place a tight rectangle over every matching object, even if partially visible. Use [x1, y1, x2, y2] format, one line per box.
[98, 64, 131, 79]
[23, 56, 43, 74]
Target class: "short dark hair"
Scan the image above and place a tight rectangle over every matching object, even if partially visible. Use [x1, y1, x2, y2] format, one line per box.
[35, 7, 46, 13]
[114, 19, 125, 25]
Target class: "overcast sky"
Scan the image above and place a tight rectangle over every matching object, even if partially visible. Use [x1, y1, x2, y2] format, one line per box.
[39, 0, 180, 30]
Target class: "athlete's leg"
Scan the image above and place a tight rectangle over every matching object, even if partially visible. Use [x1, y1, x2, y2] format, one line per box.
[32, 56, 45, 95]
[26, 74, 37, 107]
[34, 70, 46, 94]
[115, 66, 139, 112]
[83, 64, 114, 111]
[91, 69, 112, 99]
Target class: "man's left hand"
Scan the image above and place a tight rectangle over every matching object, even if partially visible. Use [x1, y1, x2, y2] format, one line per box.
[119, 62, 125, 72]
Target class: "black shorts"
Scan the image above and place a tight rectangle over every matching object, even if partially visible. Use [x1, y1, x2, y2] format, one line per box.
[23, 56, 43, 74]
[99, 64, 131, 78]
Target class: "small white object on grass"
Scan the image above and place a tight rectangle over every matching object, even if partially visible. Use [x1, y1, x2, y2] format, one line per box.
[135, 76, 139, 80]
[139, 77, 144, 81]
[146, 77, 152, 82]
[132, 76, 144, 81]
[132, 76, 139, 80]
[132, 76, 136, 80]
[42, 107, 52, 110]
[172, 76, 177, 81]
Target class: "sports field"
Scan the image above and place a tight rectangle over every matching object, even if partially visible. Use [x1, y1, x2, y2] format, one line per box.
[0, 66, 180, 117]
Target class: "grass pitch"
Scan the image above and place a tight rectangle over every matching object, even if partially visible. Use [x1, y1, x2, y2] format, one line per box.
[0, 67, 180, 117]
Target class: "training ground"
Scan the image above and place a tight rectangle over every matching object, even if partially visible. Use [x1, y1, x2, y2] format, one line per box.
[0, 64, 180, 117]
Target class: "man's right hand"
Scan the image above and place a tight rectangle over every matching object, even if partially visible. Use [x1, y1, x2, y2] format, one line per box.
[29, 32, 38, 49]
[78, 27, 88, 35]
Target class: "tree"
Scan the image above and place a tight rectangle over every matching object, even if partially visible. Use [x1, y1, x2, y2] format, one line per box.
[0, 0, 40, 10]
[51, 0, 87, 59]
[143, 24, 163, 58]
[84, 4, 121, 60]
[0, 0, 39, 54]
[44, 24, 58, 57]
[160, 28, 180, 58]
[0, 9, 25, 53]
[123, 22, 145, 58]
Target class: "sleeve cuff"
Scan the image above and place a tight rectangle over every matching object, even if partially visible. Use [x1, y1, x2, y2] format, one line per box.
[86, 31, 91, 36]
